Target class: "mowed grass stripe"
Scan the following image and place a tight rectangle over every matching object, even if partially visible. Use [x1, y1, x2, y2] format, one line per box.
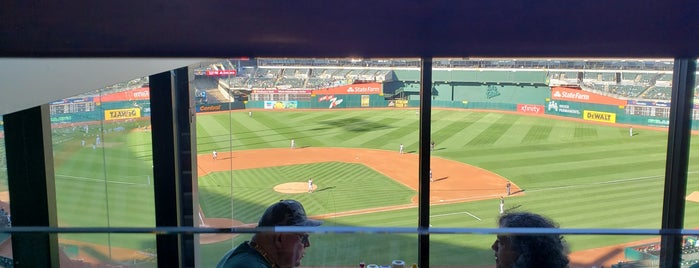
[199, 162, 415, 221]
[430, 111, 481, 147]
[505, 152, 667, 175]
[437, 112, 490, 147]
[521, 124, 554, 143]
[510, 158, 666, 183]
[466, 113, 518, 146]
[464, 141, 667, 167]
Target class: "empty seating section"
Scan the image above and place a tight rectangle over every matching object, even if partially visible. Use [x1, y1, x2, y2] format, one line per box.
[283, 68, 309, 79]
[610, 85, 647, 98]
[242, 68, 280, 89]
[203, 59, 677, 101]
[643, 86, 672, 100]
[229, 77, 248, 88]
[276, 78, 305, 88]
[583, 72, 615, 82]
[332, 69, 352, 79]
[549, 72, 580, 84]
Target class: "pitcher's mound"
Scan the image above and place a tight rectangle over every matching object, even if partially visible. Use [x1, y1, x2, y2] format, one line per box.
[274, 182, 316, 194]
[687, 191, 699, 202]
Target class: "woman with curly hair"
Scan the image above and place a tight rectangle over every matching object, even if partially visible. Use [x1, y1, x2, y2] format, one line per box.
[492, 211, 570, 268]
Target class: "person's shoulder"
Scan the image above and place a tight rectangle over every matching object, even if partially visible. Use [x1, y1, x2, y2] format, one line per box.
[216, 243, 270, 268]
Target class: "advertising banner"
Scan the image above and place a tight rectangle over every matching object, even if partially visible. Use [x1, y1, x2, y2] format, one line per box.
[551, 86, 626, 106]
[361, 95, 370, 107]
[516, 104, 545, 115]
[195, 102, 245, 112]
[627, 100, 671, 107]
[546, 100, 582, 117]
[317, 95, 344, 109]
[206, 70, 237, 76]
[253, 89, 312, 94]
[583, 110, 616, 123]
[647, 118, 670, 127]
[50, 115, 73, 123]
[312, 82, 382, 95]
[50, 97, 94, 105]
[198, 104, 224, 112]
[98, 88, 150, 102]
[104, 108, 141, 120]
[264, 101, 298, 109]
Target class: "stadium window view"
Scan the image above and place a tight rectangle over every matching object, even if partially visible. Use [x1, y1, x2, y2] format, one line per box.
[1, 57, 698, 268]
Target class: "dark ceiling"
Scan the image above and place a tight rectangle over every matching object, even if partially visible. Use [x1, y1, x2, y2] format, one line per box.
[2, 1, 697, 58]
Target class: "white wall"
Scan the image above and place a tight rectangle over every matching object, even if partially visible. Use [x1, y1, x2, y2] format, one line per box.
[0, 58, 210, 115]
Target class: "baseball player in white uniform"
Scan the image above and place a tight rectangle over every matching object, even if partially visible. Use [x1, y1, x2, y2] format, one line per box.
[499, 197, 505, 214]
[213, 150, 218, 160]
[399, 143, 404, 154]
[308, 178, 313, 193]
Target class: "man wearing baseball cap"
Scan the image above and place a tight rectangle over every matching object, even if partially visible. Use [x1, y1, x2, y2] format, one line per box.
[216, 199, 322, 268]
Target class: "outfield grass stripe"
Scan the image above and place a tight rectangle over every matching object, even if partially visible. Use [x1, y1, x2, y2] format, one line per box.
[430, 110, 481, 143]
[521, 124, 554, 143]
[574, 125, 598, 138]
[478, 149, 666, 170]
[437, 112, 490, 147]
[463, 113, 510, 146]
[504, 158, 666, 182]
[329, 116, 400, 146]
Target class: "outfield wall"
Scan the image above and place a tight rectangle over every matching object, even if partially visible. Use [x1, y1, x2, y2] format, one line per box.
[43, 84, 698, 130]
[236, 84, 699, 130]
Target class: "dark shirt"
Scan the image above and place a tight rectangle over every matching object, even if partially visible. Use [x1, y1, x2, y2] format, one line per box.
[217, 241, 271, 268]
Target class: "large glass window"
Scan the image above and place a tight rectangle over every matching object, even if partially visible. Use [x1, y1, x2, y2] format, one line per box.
[429, 58, 674, 267]
[0, 115, 11, 266]
[2, 57, 696, 267]
[194, 58, 423, 266]
[684, 63, 699, 268]
[50, 80, 156, 267]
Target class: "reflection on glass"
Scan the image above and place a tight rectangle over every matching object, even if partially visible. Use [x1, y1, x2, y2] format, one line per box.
[57, 234, 157, 267]
[432, 233, 671, 267]
[430, 58, 678, 264]
[686, 63, 699, 239]
[192, 58, 691, 267]
[203, 232, 418, 267]
[50, 78, 155, 266]
[194, 60, 421, 219]
[0, 115, 11, 264]
[194, 58, 422, 263]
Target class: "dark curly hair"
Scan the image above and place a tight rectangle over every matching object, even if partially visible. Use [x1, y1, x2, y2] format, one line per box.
[497, 211, 570, 268]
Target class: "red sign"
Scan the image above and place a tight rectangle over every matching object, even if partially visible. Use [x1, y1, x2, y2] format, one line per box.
[206, 70, 237, 76]
[517, 104, 545, 114]
[312, 82, 382, 95]
[98, 87, 150, 102]
[551, 86, 626, 106]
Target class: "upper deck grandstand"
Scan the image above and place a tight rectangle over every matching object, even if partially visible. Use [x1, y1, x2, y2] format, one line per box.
[192, 58, 691, 103]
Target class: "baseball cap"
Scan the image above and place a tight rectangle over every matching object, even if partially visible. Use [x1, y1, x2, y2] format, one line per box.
[258, 200, 323, 227]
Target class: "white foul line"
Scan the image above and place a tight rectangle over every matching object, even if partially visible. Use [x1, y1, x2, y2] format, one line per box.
[431, 211, 482, 221]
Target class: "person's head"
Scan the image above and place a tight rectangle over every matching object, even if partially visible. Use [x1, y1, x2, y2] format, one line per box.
[492, 212, 569, 268]
[254, 199, 322, 268]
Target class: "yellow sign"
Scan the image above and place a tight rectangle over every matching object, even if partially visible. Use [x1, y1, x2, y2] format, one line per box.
[361, 95, 370, 107]
[105, 108, 141, 120]
[396, 100, 408, 108]
[583, 110, 616, 123]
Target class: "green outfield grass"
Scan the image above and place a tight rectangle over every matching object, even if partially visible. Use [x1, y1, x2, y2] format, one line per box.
[195, 109, 699, 266]
[16, 108, 699, 266]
